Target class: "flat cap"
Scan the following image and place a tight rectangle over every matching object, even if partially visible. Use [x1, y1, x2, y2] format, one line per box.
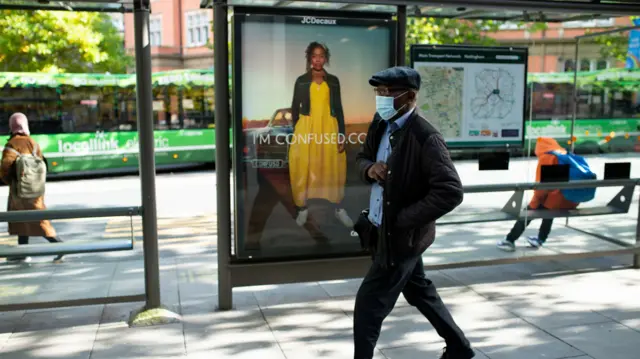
[368, 66, 421, 90]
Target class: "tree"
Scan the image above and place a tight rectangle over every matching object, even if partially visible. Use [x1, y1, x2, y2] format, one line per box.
[404, 18, 554, 64]
[0, 10, 132, 73]
[586, 16, 639, 64]
[514, 17, 638, 66]
[205, 21, 233, 63]
[405, 18, 506, 63]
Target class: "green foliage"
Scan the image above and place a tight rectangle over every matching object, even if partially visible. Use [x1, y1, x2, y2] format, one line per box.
[205, 21, 233, 63]
[585, 16, 639, 63]
[405, 18, 509, 64]
[406, 18, 500, 50]
[0, 10, 132, 73]
[589, 33, 630, 63]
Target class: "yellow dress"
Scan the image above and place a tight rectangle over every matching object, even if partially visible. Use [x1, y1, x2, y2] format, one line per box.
[289, 81, 347, 208]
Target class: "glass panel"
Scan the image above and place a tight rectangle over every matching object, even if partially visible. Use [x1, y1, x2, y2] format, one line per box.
[409, 42, 533, 266]
[0, 8, 147, 311]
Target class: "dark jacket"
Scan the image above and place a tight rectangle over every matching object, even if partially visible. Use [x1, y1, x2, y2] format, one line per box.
[291, 70, 345, 136]
[355, 109, 464, 266]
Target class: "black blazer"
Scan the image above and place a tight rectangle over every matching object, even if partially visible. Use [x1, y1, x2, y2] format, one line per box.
[355, 109, 464, 266]
[291, 70, 345, 136]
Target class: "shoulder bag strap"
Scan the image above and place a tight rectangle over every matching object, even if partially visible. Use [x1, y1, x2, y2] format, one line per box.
[3, 146, 21, 157]
[32, 143, 40, 158]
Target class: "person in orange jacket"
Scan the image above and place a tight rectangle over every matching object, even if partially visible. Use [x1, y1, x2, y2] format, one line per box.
[497, 137, 578, 251]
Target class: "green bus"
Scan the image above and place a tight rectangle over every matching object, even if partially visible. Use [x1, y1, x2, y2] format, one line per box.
[2, 67, 640, 176]
[0, 69, 216, 175]
[525, 68, 640, 155]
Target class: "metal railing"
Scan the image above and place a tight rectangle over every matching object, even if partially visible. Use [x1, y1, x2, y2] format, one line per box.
[0, 206, 142, 223]
[218, 178, 640, 309]
[0, 205, 146, 312]
[464, 178, 640, 193]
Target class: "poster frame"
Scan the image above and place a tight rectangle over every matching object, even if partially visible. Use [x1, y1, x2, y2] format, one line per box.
[230, 6, 397, 264]
[409, 43, 529, 150]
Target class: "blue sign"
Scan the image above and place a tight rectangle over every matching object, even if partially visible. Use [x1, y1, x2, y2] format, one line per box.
[626, 18, 640, 69]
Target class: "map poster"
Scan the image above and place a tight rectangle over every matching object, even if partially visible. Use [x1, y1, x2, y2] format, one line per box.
[410, 44, 528, 149]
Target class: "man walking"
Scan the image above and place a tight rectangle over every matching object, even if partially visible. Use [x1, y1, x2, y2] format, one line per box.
[353, 66, 475, 359]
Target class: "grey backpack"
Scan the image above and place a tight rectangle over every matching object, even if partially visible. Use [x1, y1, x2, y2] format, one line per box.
[4, 144, 47, 199]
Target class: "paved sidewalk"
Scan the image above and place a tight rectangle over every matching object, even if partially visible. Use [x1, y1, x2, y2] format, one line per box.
[1, 253, 639, 359]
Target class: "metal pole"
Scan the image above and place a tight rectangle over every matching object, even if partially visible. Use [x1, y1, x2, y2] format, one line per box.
[566, 39, 580, 227]
[134, 0, 162, 309]
[569, 38, 579, 155]
[635, 189, 640, 269]
[575, 25, 640, 40]
[214, 0, 232, 310]
[396, 5, 407, 66]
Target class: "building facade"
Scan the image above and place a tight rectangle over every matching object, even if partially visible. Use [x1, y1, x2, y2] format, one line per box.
[124, 3, 633, 74]
[123, 0, 213, 72]
[489, 17, 633, 73]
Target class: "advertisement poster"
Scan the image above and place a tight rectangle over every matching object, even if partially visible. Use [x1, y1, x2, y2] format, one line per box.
[625, 18, 640, 69]
[410, 45, 528, 148]
[232, 11, 395, 260]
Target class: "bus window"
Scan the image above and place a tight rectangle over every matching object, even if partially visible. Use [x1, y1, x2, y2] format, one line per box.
[0, 87, 61, 134]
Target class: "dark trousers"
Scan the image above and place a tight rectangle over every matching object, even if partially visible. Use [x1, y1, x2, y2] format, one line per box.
[353, 254, 473, 359]
[18, 235, 63, 245]
[506, 206, 553, 243]
[8, 236, 64, 261]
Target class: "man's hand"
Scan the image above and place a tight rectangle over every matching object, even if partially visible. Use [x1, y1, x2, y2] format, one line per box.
[367, 162, 387, 182]
[337, 142, 346, 153]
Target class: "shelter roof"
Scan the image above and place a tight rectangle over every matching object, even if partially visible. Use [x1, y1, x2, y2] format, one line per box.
[201, 0, 640, 21]
[2, 0, 640, 18]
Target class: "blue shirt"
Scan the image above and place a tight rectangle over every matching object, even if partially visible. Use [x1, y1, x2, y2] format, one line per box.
[368, 107, 415, 227]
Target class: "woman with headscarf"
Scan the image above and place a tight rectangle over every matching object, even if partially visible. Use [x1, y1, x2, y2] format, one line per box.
[1, 113, 63, 263]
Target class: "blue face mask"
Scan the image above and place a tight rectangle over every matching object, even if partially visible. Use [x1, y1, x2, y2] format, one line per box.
[375, 92, 407, 121]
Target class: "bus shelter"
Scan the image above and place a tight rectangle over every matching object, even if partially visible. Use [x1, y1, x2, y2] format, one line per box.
[203, 0, 640, 310]
[1, 0, 640, 319]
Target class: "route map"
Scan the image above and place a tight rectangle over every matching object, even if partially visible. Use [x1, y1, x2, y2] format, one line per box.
[416, 65, 464, 138]
[470, 68, 517, 120]
[411, 44, 527, 147]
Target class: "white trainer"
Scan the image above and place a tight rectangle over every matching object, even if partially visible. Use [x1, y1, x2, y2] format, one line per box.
[335, 208, 354, 227]
[295, 209, 308, 227]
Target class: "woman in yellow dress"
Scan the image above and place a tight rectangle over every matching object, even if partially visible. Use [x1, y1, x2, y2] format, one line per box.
[289, 41, 353, 228]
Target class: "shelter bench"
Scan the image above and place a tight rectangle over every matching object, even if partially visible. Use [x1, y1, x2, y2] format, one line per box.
[0, 206, 142, 259]
[439, 179, 638, 248]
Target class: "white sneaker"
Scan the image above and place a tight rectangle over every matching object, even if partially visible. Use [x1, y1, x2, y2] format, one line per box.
[526, 236, 543, 249]
[335, 208, 354, 227]
[6, 256, 31, 263]
[496, 239, 515, 252]
[295, 209, 308, 227]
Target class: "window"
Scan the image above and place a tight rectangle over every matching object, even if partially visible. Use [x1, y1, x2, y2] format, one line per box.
[562, 18, 615, 28]
[498, 22, 521, 30]
[563, 59, 575, 72]
[150, 16, 162, 47]
[579, 59, 591, 72]
[186, 11, 209, 47]
[596, 60, 610, 70]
